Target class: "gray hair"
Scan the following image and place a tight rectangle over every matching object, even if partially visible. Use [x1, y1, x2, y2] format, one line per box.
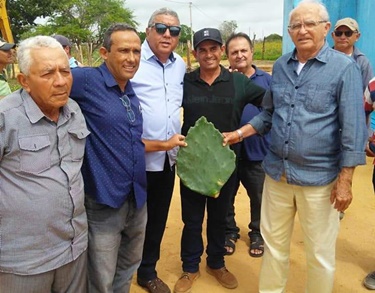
[289, 0, 330, 23]
[147, 7, 180, 27]
[18, 35, 67, 75]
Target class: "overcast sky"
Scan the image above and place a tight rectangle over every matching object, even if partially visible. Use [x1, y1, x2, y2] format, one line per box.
[125, 0, 285, 38]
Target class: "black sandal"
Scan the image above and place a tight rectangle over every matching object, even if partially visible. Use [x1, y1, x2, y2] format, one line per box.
[249, 234, 264, 258]
[224, 234, 238, 256]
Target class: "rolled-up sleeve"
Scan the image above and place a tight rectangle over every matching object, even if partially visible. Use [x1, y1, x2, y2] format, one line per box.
[338, 62, 367, 167]
[249, 89, 273, 136]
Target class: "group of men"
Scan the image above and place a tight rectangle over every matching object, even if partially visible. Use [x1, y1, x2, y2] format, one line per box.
[0, 1, 372, 293]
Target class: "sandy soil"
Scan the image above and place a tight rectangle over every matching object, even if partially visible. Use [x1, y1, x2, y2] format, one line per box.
[130, 157, 375, 293]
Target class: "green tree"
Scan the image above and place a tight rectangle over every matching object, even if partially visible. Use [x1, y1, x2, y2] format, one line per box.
[179, 24, 192, 44]
[19, 0, 138, 65]
[139, 31, 146, 43]
[265, 33, 282, 41]
[7, 0, 61, 41]
[219, 20, 237, 43]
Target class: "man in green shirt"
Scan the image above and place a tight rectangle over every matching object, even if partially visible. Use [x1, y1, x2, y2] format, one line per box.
[0, 38, 16, 99]
[174, 28, 265, 293]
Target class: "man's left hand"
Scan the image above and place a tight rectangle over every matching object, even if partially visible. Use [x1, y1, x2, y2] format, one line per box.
[330, 167, 355, 212]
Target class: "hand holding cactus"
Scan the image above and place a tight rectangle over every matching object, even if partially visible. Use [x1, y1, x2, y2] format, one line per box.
[177, 116, 236, 197]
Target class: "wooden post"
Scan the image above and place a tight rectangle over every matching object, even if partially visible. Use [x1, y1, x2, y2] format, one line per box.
[186, 40, 192, 72]
[262, 37, 265, 60]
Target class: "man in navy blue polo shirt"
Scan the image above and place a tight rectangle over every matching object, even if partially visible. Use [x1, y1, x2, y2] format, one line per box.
[70, 23, 147, 293]
[224, 32, 272, 258]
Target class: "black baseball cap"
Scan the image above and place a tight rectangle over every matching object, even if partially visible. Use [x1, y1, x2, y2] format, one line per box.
[52, 35, 72, 47]
[193, 28, 223, 50]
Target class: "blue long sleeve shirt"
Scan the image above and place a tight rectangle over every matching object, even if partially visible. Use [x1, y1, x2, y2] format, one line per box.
[70, 63, 147, 208]
[250, 42, 367, 186]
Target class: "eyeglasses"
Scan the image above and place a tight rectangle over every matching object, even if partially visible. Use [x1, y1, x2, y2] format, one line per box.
[333, 30, 356, 37]
[119, 95, 135, 123]
[151, 23, 181, 37]
[288, 20, 327, 31]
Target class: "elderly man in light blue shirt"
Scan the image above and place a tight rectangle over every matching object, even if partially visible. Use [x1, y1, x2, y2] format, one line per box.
[131, 7, 186, 293]
[223, 1, 367, 292]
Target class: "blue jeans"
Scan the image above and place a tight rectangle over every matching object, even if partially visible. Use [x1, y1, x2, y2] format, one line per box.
[85, 194, 147, 293]
[180, 172, 237, 272]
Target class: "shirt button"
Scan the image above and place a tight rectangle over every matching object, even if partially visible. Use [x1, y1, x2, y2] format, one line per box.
[295, 86, 299, 89]
[291, 104, 295, 108]
[284, 157, 288, 160]
[285, 141, 288, 144]
[287, 122, 291, 126]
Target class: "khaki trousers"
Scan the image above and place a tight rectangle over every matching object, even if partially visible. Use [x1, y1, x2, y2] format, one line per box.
[259, 175, 339, 293]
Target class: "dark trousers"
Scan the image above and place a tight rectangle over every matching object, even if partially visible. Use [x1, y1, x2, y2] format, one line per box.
[226, 160, 265, 238]
[180, 171, 237, 273]
[137, 157, 175, 280]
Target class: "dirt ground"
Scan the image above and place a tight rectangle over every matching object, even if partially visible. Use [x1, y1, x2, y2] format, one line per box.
[130, 157, 375, 293]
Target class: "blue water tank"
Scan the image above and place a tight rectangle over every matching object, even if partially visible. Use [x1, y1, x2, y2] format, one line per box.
[283, 0, 375, 71]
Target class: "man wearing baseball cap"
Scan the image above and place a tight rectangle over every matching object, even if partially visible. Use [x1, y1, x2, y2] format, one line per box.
[192, 27, 222, 50]
[53, 34, 83, 68]
[0, 38, 15, 99]
[331, 17, 373, 92]
[174, 28, 265, 293]
[332, 17, 373, 221]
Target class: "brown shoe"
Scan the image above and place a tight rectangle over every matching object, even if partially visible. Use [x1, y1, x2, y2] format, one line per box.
[206, 266, 238, 289]
[173, 271, 200, 293]
[137, 277, 171, 293]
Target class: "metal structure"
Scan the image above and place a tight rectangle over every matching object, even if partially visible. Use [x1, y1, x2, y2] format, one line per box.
[0, 0, 13, 43]
[283, 0, 375, 70]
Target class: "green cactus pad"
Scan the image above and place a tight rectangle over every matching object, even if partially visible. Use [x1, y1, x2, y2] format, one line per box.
[176, 116, 236, 198]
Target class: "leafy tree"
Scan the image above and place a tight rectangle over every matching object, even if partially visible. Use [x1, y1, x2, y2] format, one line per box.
[7, 0, 62, 41]
[265, 33, 282, 41]
[219, 20, 237, 43]
[179, 24, 192, 44]
[139, 31, 146, 43]
[18, 0, 138, 65]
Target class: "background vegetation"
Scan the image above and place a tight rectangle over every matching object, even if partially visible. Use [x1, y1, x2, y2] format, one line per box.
[5, 0, 282, 66]
[4, 0, 281, 88]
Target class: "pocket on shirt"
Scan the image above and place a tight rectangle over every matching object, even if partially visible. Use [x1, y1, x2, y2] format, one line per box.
[305, 85, 332, 113]
[68, 128, 90, 161]
[18, 134, 51, 174]
[273, 84, 290, 109]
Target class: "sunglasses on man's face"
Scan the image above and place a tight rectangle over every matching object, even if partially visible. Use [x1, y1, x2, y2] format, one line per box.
[151, 23, 181, 37]
[334, 30, 356, 37]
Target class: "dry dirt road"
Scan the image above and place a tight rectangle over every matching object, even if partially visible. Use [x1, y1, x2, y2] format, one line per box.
[131, 157, 375, 293]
